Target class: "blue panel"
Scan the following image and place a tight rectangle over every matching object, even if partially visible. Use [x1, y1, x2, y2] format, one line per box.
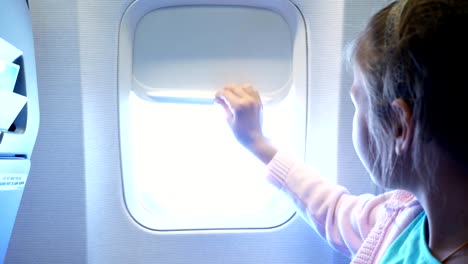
[0, 0, 37, 263]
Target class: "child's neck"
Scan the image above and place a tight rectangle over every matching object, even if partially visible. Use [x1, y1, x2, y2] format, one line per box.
[415, 155, 468, 263]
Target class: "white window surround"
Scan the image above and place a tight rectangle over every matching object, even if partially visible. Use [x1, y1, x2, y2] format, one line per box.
[118, 0, 307, 231]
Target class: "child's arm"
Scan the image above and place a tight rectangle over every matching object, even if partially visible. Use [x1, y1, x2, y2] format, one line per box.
[267, 150, 391, 258]
[215, 85, 391, 257]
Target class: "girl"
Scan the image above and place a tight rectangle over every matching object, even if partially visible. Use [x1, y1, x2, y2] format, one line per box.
[215, 0, 468, 263]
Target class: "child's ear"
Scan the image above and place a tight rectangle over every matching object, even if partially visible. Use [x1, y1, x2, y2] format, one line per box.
[391, 98, 414, 156]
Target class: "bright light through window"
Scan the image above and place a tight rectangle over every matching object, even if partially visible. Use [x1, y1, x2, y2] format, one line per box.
[128, 91, 302, 230]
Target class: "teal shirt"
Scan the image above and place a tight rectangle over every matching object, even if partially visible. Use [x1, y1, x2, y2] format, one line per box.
[380, 211, 441, 263]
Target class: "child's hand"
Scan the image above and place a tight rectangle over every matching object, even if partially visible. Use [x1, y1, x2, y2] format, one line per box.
[214, 84, 265, 149]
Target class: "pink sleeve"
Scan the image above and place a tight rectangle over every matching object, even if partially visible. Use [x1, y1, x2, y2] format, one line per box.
[266, 151, 393, 258]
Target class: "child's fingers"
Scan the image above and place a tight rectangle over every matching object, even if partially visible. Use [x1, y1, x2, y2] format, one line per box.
[242, 83, 261, 103]
[215, 84, 261, 115]
[214, 95, 234, 123]
[224, 84, 244, 98]
[216, 87, 241, 109]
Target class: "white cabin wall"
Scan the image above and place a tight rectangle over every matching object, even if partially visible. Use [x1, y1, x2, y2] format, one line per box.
[5, 1, 88, 263]
[6, 1, 388, 263]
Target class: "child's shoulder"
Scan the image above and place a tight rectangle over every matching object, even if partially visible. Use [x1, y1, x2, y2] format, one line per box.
[383, 189, 420, 211]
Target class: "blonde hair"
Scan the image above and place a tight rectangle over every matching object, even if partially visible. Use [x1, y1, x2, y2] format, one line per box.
[347, 0, 468, 189]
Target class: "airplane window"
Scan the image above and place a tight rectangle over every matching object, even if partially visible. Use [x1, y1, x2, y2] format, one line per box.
[119, 2, 307, 231]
